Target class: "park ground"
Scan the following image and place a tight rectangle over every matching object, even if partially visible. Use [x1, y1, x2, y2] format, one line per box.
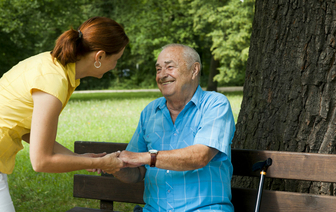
[74, 86, 244, 94]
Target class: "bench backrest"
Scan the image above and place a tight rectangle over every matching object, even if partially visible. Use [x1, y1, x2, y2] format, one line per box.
[73, 141, 336, 211]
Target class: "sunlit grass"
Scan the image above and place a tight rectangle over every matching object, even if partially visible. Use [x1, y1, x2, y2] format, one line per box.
[223, 91, 243, 122]
[9, 91, 242, 212]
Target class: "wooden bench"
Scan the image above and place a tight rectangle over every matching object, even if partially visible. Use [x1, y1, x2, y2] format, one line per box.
[67, 141, 336, 212]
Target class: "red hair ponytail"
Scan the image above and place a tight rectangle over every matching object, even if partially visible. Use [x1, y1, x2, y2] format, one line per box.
[51, 17, 129, 66]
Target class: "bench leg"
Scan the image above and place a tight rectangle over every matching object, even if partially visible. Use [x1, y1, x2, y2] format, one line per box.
[100, 200, 114, 210]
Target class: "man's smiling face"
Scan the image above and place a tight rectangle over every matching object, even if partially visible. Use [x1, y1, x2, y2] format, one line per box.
[155, 47, 195, 101]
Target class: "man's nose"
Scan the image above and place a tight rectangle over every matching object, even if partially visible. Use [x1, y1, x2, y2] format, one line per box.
[157, 67, 168, 78]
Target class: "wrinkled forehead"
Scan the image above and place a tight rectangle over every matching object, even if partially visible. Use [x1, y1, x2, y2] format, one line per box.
[156, 47, 184, 66]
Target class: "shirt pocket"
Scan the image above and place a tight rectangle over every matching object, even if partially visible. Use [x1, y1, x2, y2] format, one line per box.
[175, 125, 197, 149]
[186, 125, 197, 137]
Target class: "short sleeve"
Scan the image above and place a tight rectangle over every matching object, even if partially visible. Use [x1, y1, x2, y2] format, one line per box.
[30, 73, 69, 106]
[126, 110, 148, 153]
[193, 94, 235, 160]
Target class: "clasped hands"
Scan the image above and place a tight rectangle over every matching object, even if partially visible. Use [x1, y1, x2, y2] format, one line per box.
[83, 150, 147, 174]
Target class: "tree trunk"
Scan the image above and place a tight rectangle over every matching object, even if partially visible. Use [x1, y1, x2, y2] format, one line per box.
[206, 55, 219, 91]
[233, 0, 336, 195]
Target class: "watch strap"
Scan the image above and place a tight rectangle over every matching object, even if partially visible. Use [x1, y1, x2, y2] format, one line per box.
[150, 152, 157, 167]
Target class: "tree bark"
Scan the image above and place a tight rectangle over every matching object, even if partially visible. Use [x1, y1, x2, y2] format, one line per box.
[206, 55, 219, 91]
[233, 0, 336, 195]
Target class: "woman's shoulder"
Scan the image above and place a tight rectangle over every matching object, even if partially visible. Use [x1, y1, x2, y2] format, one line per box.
[17, 52, 52, 65]
[12, 52, 65, 75]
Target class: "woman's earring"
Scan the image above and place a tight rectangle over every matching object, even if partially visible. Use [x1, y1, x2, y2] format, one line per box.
[94, 61, 101, 68]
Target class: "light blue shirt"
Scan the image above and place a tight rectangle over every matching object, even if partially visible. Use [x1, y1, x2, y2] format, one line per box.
[127, 85, 235, 212]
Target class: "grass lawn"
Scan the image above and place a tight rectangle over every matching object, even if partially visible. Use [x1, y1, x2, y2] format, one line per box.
[8, 90, 242, 212]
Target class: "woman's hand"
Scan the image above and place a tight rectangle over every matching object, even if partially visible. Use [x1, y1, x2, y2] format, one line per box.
[80, 153, 107, 174]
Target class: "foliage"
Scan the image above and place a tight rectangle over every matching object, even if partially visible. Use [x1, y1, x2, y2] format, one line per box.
[189, 0, 255, 85]
[106, 0, 255, 87]
[0, 0, 254, 88]
[105, 0, 202, 88]
[0, 0, 91, 76]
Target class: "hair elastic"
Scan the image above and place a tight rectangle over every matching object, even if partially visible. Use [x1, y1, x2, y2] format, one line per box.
[78, 29, 83, 39]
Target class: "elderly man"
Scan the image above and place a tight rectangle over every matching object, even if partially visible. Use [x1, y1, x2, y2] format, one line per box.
[114, 44, 235, 212]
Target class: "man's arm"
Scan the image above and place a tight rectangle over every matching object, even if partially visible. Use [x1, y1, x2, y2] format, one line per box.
[114, 144, 217, 183]
[112, 166, 146, 183]
[119, 144, 219, 171]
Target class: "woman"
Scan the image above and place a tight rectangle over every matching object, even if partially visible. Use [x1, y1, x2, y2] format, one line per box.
[0, 17, 128, 211]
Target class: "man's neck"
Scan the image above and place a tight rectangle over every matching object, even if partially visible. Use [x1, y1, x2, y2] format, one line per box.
[166, 102, 183, 125]
[166, 86, 198, 124]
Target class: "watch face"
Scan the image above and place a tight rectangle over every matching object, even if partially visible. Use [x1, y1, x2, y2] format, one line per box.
[149, 149, 158, 154]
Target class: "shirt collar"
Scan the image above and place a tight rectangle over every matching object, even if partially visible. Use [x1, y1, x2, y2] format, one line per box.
[156, 97, 167, 112]
[155, 85, 203, 112]
[53, 54, 80, 88]
[64, 62, 80, 88]
[190, 85, 203, 109]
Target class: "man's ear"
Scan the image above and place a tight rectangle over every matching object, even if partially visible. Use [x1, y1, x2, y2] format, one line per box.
[95, 50, 106, 62]
[191, 62, 201, 80]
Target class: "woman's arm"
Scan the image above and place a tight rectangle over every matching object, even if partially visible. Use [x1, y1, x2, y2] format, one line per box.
[23, 132, 106, 174]
[29, 90, 122, 173]
[23, 133, 103, 157]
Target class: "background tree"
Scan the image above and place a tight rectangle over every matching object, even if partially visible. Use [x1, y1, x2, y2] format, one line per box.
[189, 0, 255, 89]
[108, 0, 204, 88]
[110, 0, 255, 90]
[0, 0, 255, 90]
[233, 0, 336, 195]
[0, 0, 91, 76]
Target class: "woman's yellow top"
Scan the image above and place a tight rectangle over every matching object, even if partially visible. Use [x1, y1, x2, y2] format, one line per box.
[0, 52, 80, 174]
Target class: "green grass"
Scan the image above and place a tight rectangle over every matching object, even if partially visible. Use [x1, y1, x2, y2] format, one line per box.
[9, 91, 242, 212]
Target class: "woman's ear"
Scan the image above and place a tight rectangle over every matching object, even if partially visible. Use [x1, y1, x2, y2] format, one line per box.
[95, 50, 106, 62]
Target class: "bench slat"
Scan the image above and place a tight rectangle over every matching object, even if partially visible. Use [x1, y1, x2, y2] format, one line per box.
[66, 206, 116, 212]
[75, 141, 127, 154]
[232, 188, 336, 212]
[232, 149, 336, 182]
[73, 175, 145, 204]
[72, 174, 336, 212]
[75, 141, 336, 182]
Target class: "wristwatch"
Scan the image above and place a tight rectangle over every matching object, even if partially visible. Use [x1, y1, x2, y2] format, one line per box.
[149, 149, 159, 167]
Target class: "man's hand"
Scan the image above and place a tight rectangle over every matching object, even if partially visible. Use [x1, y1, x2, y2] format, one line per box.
[119, 150, 149, 168]
[100, 152, 124, 174]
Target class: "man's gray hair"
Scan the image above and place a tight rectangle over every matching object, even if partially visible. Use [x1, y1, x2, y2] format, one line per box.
[162, 44, 202, 71]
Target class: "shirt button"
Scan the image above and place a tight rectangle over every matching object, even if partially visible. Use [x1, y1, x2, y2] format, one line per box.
[167, 170, 169, 173]
[168, 190, 170, 193]
[174, 133, 177, 136]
